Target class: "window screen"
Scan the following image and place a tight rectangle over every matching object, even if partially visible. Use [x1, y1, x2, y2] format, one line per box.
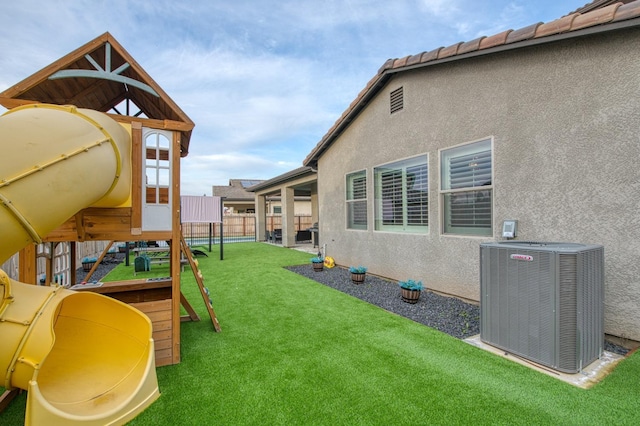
[441, 139, 492, 236]
[346, 170, 367, 230]
[374, 155, 428, 233]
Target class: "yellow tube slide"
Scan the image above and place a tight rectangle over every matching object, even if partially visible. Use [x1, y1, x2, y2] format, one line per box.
[0, 104, 159, 424]
[0, 104, 131, 263]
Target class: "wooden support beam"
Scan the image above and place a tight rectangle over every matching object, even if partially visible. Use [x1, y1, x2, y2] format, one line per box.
[83, 241, 114, 282]
[0, 97, 42, 109]
[0, 389, 21, 413]
[70, 241, 77, 285]
[180, 292, 200, 322]
[18, 244, 37, 284]
[75, 211, 86, 241]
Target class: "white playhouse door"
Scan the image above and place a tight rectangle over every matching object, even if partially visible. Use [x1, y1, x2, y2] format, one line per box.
[142, 129, 172, 231]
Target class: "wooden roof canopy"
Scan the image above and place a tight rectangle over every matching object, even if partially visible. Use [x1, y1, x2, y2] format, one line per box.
[0, 32, 194, 156]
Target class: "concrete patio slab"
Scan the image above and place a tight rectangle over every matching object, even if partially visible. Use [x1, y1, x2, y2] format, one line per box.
[464, 334, 625, 389]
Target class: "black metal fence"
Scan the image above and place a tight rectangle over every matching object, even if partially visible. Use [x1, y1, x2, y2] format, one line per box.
[182, 215, 313, 247]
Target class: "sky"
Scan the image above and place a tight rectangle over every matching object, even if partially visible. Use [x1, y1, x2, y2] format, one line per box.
[0, 0, 589, 195]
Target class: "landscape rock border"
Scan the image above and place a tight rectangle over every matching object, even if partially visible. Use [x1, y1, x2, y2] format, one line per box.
[286, 264, 629, 356]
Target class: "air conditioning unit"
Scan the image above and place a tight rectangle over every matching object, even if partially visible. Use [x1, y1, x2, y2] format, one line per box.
[480, 241, 604, 373]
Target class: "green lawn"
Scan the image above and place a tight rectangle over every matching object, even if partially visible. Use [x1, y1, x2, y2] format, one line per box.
[2, 242, 639, 425]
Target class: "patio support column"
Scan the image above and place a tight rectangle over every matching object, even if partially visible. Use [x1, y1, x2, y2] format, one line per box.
[310, 183, 319, 225]
[282, 186, 295, 247]
[256, 193, 267, 241]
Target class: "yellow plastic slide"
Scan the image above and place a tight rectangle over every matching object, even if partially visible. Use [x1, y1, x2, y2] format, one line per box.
[0, 104, 159, 425]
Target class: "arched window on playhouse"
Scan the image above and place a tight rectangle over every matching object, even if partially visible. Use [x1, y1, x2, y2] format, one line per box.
[142, 129, 172, 231]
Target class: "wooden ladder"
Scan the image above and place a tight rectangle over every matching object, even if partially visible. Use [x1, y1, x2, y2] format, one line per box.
[180, 234, 221, 332]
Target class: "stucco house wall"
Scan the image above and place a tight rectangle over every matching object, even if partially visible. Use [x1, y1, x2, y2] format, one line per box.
[316, 29, 640, 341]
[268, 199, 312, 215]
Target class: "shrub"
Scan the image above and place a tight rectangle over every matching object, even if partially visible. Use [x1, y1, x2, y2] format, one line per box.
[398, 279, 423, 291]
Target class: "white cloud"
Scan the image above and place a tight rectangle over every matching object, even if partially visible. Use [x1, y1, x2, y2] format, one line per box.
[0, 0, 587, 196]
[418, 0, 461, 19]
[180, 152, 300, 195]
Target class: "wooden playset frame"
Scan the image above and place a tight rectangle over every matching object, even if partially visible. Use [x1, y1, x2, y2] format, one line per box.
[0, 32, 215, 368]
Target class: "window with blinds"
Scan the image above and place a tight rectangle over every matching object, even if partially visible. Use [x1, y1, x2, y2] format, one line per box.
[440, 138, 492, 236]
[374, 155, 428, 233]
[346, 170, 367, 230]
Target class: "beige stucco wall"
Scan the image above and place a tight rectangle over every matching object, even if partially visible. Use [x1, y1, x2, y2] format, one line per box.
[317, 29, 640, 341]
[268, 200, 312, 215]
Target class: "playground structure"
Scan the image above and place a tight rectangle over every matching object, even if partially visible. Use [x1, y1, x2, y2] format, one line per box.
[0, 33, 197, 423]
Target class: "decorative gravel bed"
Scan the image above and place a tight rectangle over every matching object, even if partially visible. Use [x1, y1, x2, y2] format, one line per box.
[74, 252, 126, 283]
[286, 264, 480, 340]
[286, 264, 630, 356]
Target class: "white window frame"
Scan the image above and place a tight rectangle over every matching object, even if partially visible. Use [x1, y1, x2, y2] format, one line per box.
[346, 170, 367, 230]
[142, 128, 172, 231]
[374, 154, 428, 234]
[439, 137, 493, 236]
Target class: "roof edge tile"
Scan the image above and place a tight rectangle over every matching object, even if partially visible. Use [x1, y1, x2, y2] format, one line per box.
[536, 14, 580, 38]
[393, 55, 411, 68]
[506, 22, 542, 44]
[613, 0, 640, 21]
[571, 2, 622, 30]
[421, 47, 443, 62]
[438, 42, 463, 59]
[378, 58, 395, 74]
[458, 36, 487, 55]
[479, 30, 513, 49]
[406, 52, 425, 66]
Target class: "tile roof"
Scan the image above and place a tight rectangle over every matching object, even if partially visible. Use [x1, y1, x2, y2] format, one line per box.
[246, 166, 316, 192]
[0, 32, 195, 156]
[570, 0, 635, 15]
[212, 179, 264, 200]
[303, 0, 640, 167]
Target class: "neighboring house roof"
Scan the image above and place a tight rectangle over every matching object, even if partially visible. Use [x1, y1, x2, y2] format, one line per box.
[303, 1, 640, 168]
[213, 179, 265, 201]
[246, 166, 316, 193]
[0, 32, 195, 156]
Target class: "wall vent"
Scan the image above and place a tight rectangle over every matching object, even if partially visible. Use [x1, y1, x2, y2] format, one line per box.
[480, 241, 604, 373]
[390, 87, 403, 114]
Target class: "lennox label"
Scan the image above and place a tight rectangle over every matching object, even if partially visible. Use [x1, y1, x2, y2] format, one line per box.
[510, 254, 533, 261]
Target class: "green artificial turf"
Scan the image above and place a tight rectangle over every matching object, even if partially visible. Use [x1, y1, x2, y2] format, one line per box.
[2, 242, 639, 425]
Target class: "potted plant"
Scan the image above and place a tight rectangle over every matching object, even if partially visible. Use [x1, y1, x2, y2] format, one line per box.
[399, 279, 423, 304]
[107, 247, 117, 259]
[82, 257, 98, 272]
[310, 256, 324, 272]
[349, 266, 367, 284]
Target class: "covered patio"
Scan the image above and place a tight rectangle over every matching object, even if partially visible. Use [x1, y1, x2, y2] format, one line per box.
[247, 166, 318, 248]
